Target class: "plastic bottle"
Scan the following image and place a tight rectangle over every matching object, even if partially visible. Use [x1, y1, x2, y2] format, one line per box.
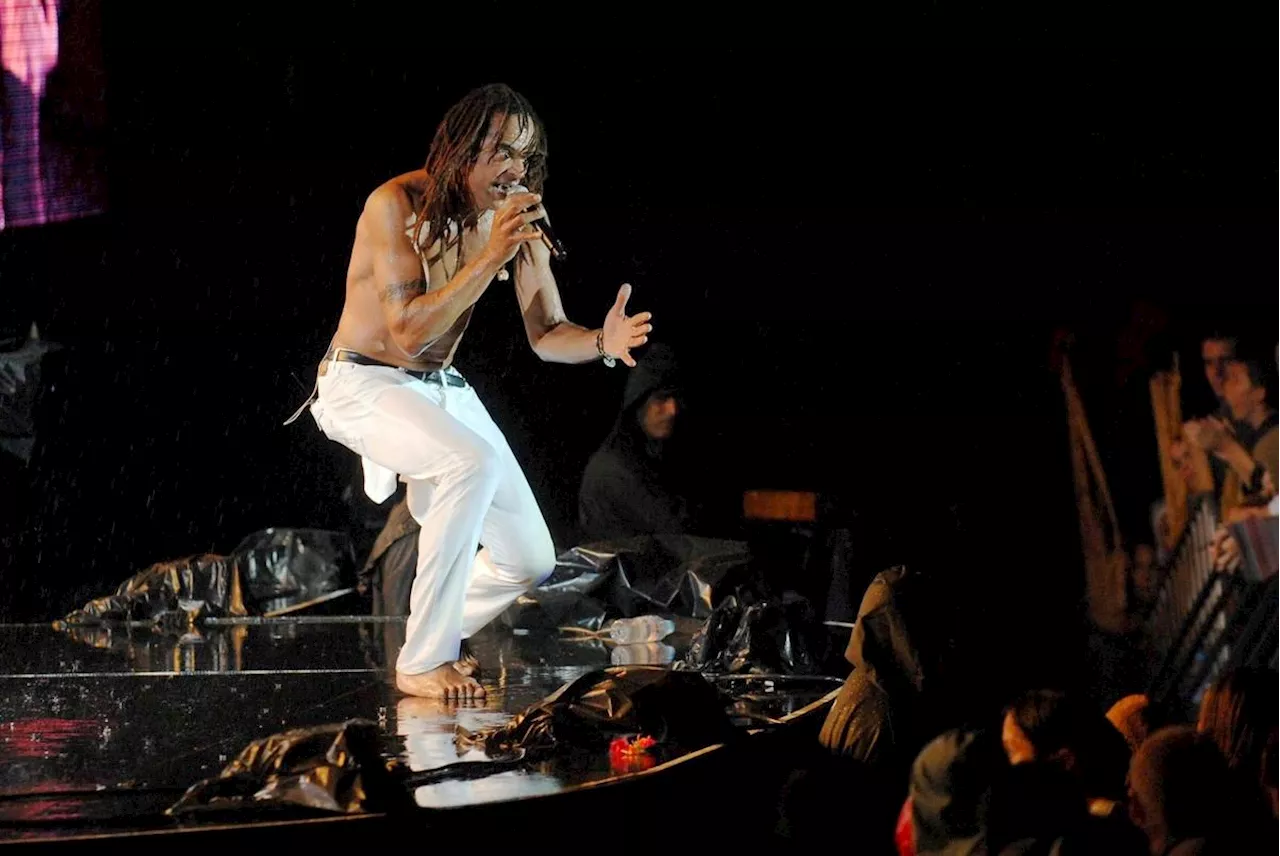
[611, 642, 677, 666]
[607, 615, 676, 644]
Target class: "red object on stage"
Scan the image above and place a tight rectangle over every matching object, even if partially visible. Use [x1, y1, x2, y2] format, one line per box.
[608, 734, 657, 773]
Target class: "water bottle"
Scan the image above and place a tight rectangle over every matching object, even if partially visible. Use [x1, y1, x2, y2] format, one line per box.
[611, 642, 676, 666]
[608, 615, 676, 644]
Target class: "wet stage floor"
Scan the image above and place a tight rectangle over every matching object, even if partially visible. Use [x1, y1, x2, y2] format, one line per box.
[0, 615, 844, 843]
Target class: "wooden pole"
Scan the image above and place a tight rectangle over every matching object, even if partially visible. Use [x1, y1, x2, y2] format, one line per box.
[1150, 356, 1215, 552]
[1061, 354, 1128, 634]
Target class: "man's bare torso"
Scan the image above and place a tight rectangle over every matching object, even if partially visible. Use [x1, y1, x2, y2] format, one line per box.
[330, 170, 494, 372]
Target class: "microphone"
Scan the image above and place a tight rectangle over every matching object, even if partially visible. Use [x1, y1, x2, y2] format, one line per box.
[507, 183, 567, 260]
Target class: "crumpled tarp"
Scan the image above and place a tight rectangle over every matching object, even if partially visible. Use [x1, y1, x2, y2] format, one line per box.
[677, 592, 828, 676]
[232, 528, 351, 613]
[503, 587, 612, 633]
[58, 528, 356, 631]
[502, 534, 754, 631]
[58, 553, 246, 630]
[455, 666, 739, 762]
[167, 719, 412, 818]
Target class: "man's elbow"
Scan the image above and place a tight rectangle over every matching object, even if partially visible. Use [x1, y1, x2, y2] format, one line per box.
[387, 304, 451, 357]
[387, 320, 426, 359]
[528, 324, 556, 361]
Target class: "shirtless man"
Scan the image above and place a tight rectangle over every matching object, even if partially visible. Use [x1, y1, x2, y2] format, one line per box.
[296, 83, 652, 699]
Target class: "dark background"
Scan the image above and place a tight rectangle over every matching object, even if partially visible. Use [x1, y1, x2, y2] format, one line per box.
[0, 9, 1275, 698]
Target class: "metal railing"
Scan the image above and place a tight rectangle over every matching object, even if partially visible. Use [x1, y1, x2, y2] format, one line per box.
[1142, 495, 1219, 666]
[1147, 570, 1243, 715]
[1142, 495, 1279, 718]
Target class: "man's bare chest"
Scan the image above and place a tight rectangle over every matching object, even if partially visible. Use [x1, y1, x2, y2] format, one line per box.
[410, 213, 493, 292]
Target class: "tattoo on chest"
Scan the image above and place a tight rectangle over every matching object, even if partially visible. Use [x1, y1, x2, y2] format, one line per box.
[380, 278, 427, 305]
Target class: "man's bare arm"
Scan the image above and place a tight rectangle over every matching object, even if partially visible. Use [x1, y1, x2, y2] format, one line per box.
[513, 238, 601, 364]
[514, 232, 654, 367]
[367, 187, 505, 357]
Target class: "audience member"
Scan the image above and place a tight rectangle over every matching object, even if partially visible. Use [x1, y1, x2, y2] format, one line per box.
[779, 566, 945, 852]
[819, 566, 944, 774]
[1127, 725, 1268, 855]
[1001, 689, 1131, 811]
[1184, 348, 1278, 518]
[1106, 694, 1155, 753]
[907, 728, 1001, 855]
[577, 343, 698, 542]
[1196, 666, 1278, 815]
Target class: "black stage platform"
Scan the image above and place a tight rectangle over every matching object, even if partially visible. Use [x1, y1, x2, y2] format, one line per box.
[0, 614, 846, 849]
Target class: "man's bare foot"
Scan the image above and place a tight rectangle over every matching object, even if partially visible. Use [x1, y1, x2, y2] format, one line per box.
[453, 640, 482, 679]
[396, 663, 487, 700]
[397, 695, 474, 722]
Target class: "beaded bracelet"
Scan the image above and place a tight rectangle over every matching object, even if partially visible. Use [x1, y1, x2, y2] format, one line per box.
[596, 330, 616, 367]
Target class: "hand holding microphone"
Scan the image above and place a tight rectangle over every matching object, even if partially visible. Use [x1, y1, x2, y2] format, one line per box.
[505, 183, 567, 260]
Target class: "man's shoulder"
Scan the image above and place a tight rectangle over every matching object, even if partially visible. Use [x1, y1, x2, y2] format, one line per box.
[364, 172, 422, 217]
[363, 170, 432, 227]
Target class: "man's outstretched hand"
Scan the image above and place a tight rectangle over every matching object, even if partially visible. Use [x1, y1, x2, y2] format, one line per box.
[600, 283, 652, 368]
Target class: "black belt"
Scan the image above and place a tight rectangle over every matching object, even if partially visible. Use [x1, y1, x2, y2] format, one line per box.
[331, 349, 467, 387]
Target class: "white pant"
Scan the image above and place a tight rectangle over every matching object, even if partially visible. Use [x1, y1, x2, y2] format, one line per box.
[310, 359, 556, 674]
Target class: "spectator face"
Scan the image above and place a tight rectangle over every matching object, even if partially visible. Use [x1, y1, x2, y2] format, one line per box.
[1201, 339, 1235, 401]
[1221, 362, 1264, 423]
[1002, 711, 1037, 765]
[640, 392, 679, 440]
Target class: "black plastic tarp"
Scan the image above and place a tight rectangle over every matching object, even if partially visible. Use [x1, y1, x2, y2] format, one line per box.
[233, 528, 352, 613]
[502, 534, 754, 631]
[454, 666, 739, 762]
[678, 592, 829, 676]
[58, 552, 246, 629]
[167, 719, 411, 818]
[58, 528, 356, 631]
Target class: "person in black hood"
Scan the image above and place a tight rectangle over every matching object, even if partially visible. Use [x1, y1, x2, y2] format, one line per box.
[577, 343, 696, 542]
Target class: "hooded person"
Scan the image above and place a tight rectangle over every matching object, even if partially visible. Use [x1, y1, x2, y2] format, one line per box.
[819, 565, 940, 768]
[772, 567, 944, 850]
[577, 342, 695, 542]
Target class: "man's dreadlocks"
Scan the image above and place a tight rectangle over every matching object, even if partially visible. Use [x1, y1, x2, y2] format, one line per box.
[410, 83, 548, 269]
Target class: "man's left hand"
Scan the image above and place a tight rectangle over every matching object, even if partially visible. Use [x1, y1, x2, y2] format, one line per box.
[601, 283, 652, 368]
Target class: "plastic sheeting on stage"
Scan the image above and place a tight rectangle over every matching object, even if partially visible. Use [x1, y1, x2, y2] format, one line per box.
[501, 534, 756, 632]
[56, 528, 356, 630]
[678, 592, 828, 676]
[454, 666, 739, 765]
[164, 667, 831, 816]
[167, 719, 413, 818]
[503, 535, 832, 677]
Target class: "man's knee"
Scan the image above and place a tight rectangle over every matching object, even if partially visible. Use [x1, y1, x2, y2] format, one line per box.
[512, 526, 557, 589]
[446, 442, 502, 489]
